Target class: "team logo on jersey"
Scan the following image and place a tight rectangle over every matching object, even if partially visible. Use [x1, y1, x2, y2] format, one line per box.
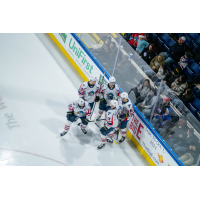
[128, 104, 131, 108]
[88, 91, 94, 96]
[106, 93, 114, 100]
[77, 111, 84, 115]
[108, 112, 111, 115]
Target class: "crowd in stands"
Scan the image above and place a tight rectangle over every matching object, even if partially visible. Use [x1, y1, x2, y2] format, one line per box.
[88, 33, 200, 165]
[123, 33, 200, 165]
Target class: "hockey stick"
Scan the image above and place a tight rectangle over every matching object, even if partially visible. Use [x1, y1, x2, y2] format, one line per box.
[107, 134, 118, 145]
[91, 72, 105, 117]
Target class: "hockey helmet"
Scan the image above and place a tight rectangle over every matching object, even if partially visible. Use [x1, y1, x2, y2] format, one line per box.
[110, 100, 118, 108]
[109, 76, 116, 83]
[78, 98, 85, 106]
[121, 92, 128, 100]
[90, 75, 98, 82]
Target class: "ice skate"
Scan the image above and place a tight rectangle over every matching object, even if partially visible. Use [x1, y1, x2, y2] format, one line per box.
[96, 115, 101, 121]
[60, 130, 68, 137]
[119, 136, 125, 143]
[107, 138, 113, 144]
[97, 143, 105, 150]
[81, 128, 87, 134]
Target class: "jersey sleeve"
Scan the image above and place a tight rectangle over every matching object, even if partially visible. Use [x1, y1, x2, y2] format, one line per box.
[100, 84, 106, 99]
[68, 101, 75, 113]
[95, 83, 100, 94]
[86, 104, 91, 118]
[116, 85, 121, 96]
[128, 103, 134, 117]
[78, 83, 85, 97]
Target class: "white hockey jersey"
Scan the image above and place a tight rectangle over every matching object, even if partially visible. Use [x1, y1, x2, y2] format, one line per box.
[100, 83, 121, 106]
[105, 107, 122, 128]
[118, 98, 134, 121]
[68, 100, 91, 118]
[78, 82, 100, 103]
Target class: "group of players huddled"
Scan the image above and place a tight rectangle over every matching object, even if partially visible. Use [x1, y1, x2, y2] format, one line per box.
[60, 75, 134, 150]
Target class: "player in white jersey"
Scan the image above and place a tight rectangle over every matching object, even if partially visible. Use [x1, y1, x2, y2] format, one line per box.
[97, 100, 122, 150]
[96, 76, 121, 121]
[60, 98, 91, 136]
[115, 92, 134, 143]
[78, 75, 100, 110]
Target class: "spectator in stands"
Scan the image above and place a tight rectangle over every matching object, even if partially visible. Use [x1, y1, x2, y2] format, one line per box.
[136, 34, 149, 55]
[116, 55, 131, 69]
[123, 33, 132, 42]
[173, 128, 196, 157]
[100, 42, 118, 63]
[91, 36, 111, 58]
[137, 90, 157, 118]
[163, 68, 180, 87]
[139, 54, 166, 79]
[172, 88, 194, 109]
[140, 44, 156, 65]
[150, 53, 166, 73]
[170, 75, 188, 97]
[147, 97, 170, 122]
[133, 79, 151, 105]
[156, 63, 168, 80]
[179, 144, 199, 166]
[161, 36, 186, 66]
[153, 108, 173, 133]
[175, 53, 193, 73]
[128, 33, 139, 50]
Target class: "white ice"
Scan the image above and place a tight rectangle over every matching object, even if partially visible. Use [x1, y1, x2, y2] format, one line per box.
[0, 33, 149, 166]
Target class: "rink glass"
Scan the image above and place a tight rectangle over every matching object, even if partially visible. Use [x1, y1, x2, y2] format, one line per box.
[76, 33, 200, 166]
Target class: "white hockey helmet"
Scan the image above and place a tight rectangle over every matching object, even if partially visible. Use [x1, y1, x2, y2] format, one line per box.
[109, 76, 116, 83]
[89, 75, 98, 82]
[78, 98, 85, 106]
[110, 100, 118, 108]
[121, 92, 128, 100]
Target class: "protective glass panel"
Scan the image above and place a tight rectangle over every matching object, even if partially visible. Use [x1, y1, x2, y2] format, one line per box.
[76, 33, 200, 166]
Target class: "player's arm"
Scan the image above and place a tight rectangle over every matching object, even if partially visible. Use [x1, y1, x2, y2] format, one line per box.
[95, 84, 100, 102]
[115, 85, 122, 99]
[100, 84, 106, 104]
[67, 102, 75, 121]
[78, 84, 85, 99]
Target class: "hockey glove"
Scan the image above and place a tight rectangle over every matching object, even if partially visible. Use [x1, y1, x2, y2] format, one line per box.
[100, 126, 108, 135]
[66, 112, 73, 120]
[95, 96, 100, 102]
[67, 112, 76, 122]
[120, 113, 128, 120]
[100, 98, 106, 105]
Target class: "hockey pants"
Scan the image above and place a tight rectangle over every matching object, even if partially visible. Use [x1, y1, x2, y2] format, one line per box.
[100, 126, 114, 144]
[115, 120, 128, 137]
[64, 116, 89, 132]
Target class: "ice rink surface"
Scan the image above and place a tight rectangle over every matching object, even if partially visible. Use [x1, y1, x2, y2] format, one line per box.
[0, 33, 149, 166]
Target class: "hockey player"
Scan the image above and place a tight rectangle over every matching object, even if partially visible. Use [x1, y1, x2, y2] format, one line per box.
[96, 76, 121, 121]
[115, 92, 134, 143]
[97, 100, 121, 150]
[78, 75, 100, 110]
[60, 98, 91, 136]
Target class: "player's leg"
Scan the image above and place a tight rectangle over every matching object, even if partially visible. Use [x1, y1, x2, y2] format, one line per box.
[79, 116, 89, 134]
[107, 128, 115, 144]
[96, 100, 106, 120]
[119, 121, 128, 143]
[97, 126, 108, 150]
[89, 102, 94, 111]
[60, 116, 77, 136]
